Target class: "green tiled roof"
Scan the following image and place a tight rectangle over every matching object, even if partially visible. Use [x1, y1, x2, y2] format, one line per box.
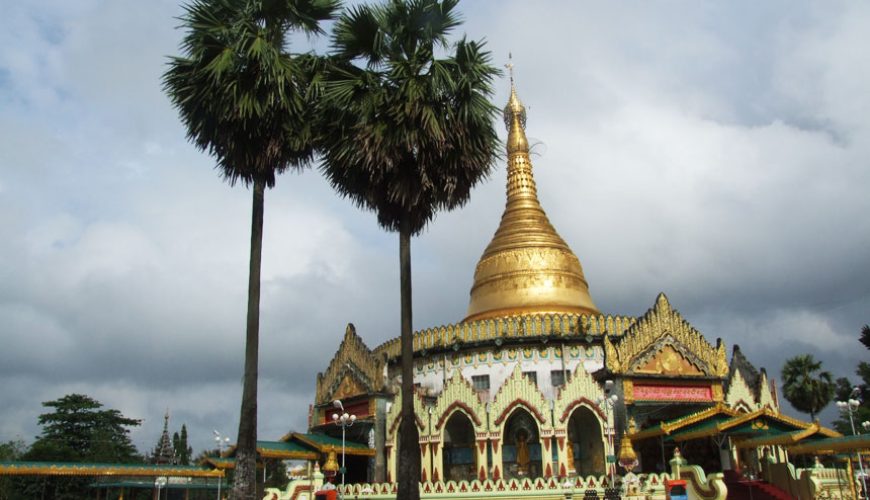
[0, 461, 223, 478]
[256, 440, 319, 459]
[286, 433, 375, 457]
[790, 433, 870, 455]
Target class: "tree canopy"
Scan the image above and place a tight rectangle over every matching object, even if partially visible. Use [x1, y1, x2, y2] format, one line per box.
[27, 393, 141, 463]
[15, 394, 141, 499]
[317, 1, 499, 496]
[781, 354, 835, 421]
[163, 0, 338, 497]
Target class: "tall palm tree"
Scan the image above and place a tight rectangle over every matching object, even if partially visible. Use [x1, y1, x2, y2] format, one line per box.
[317, 1, 499, 497]
[781, 354, 835, 421]
[163, 0, 337, 497]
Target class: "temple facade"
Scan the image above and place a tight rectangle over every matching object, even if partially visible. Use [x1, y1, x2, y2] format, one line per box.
[308, 81, 783, 485]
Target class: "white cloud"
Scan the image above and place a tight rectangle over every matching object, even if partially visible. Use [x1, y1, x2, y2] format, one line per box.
[1, 0, 868, 453]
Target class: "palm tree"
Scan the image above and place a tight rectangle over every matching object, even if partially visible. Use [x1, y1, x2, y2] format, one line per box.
[162, 0, 337, 497]
[317, 1, 499, 497]
[781, 354, 835, 421]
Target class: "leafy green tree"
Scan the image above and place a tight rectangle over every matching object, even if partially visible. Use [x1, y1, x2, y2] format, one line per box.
[318, 1, 499, 496]
[173, 424, 193, 465]
[781, 354, 835, 421]
[17, 394, 141, 499]
[163, 0, 337, 497]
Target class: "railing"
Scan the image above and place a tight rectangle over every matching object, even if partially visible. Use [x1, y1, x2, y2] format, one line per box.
[265, 469, 674, 500]
[765, 461, 855, 499]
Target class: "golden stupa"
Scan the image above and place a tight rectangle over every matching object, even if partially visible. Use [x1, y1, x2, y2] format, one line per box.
[464, 75, 599, 322]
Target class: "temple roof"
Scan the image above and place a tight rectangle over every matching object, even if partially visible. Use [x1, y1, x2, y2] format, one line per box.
[464, 74, 598, 322]
[0, 461, 222, 477]
[726, 345, 761, 395]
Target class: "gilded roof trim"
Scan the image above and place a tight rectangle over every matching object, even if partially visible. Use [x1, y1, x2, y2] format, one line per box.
[316, 324, 385, 404]
[674, 408, 817, 442]
[606, 294, 728, 378]
[0, 461, 223, 478]
[629, 403, 736, 441]
[372, 312, 636, 362]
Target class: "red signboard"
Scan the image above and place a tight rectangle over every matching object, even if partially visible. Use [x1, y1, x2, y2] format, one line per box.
[634, 384, 712, 402]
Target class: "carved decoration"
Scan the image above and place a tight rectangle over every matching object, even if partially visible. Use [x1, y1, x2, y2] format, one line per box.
[611, 293, 727, 378]
[373, 313, 636, 362]
[316, 324, 385, 404]
[432, 372, 485, 432]
[332, 373, 367, 401]
[554, 366, 607, 425]
[490, 365, 550, 430]
[725, 369, 758, 411]
[633, 343, 704, 376]
[757, 371, 777, 410]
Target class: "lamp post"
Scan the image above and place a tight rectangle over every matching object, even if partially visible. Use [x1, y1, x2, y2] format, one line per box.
[837, 389, 867, 499]
[332, 400, 357, 487]
[213, 430, 230, 500]
[597, 380, 619, 487]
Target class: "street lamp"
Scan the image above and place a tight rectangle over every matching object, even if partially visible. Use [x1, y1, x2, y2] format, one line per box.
[597, 380, 619, 487]
[213, 430, 231, 500]
[332, 400, 357, 487]
[213, 430, 231, 455]
[837, 389, 867, 499]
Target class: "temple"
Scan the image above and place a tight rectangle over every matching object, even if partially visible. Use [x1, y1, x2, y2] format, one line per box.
[306, 77, 827, 491]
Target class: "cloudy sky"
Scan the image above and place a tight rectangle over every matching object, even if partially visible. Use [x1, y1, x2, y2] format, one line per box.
[1, 0, 869, 455]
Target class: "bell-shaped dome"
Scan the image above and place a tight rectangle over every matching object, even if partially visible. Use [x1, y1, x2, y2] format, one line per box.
[464, 79, 599, 322]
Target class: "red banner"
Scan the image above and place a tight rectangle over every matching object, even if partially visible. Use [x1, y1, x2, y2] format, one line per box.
[633, 384, 712, 402]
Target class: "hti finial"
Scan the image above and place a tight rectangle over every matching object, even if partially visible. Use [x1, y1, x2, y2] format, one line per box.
[505, 52, 514, 87]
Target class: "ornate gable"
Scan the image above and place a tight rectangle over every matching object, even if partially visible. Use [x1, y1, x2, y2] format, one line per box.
[604, 293, 728, 378]
[726, 345, 760, 394]
[725, 368, 758, 412]
[490, 365, 550, 430]
[431, 372, 485, 432]
[315, 324, 385, 404]
[757, 370, 777, 410]
[554, 365, 608, 425]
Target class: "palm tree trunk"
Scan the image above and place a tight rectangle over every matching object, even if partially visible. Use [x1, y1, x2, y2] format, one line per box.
[397, 215, 421, 500]
[233, 178, 265, 500]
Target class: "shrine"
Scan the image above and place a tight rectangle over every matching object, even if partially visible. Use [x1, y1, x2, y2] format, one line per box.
[305, 79, 817, 490]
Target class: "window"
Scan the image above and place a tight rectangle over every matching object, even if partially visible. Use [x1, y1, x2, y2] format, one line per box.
[551, 370, 566, 387]
[472, 375, 490, 391]
[523, 371, 537, 385]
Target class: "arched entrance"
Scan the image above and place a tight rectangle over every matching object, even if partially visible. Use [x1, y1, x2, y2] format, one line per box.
[442, 412, 476, 482]
[567, 406, 605, 477]
[503, 408, 542, 479]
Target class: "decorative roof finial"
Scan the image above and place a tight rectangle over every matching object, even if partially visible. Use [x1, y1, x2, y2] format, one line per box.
[502, 55, 528, 153]
[506, 52, 515, 87]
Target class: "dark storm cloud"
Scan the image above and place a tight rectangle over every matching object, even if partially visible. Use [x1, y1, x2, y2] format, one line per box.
[1, 0, 869, 453]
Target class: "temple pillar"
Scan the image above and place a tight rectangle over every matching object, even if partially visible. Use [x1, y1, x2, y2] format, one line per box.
[475, 437, 488, 481]
[420, 439, 431, 482]
[554, 430, 569, 478]
[430, 440, 442, 482]
[490, 432, 503, 481]
[540, 430, 554, 478]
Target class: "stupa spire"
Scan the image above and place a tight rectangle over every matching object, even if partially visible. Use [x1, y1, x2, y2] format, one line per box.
[464, 66, 599, 322]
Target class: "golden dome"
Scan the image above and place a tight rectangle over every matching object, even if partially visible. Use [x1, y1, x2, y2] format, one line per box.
[464, 78, 599, 322]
